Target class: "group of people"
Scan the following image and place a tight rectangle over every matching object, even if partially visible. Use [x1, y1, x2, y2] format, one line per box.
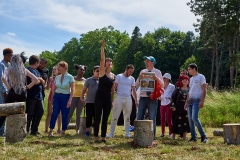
[0, 39, 208, 145]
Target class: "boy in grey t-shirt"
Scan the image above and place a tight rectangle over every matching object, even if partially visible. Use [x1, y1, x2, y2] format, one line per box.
[187, 63, 208, 143]
[81, 65, 100, 136]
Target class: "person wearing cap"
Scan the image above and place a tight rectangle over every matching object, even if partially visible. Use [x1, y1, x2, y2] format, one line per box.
[136, 56, 164, 145]
[0, 48, 13, 136]
[159, 73, 175, 138]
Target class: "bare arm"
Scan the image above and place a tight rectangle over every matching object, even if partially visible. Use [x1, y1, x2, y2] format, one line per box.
[1, 76, 11, 91]
[99, 39, 105, 78]
[111, 82, 117, 102]
[199, 83, 207, 108]
[67, 82, 74, 108]
[80, 86, 87, 103]
[46, 77, 52, 90]
[26, 69, 40, 89]
[131, 86, 138, 108]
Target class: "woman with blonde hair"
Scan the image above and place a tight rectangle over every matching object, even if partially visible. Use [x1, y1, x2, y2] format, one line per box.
[0, 54, 39, 127]
[49, 61, 74, 137]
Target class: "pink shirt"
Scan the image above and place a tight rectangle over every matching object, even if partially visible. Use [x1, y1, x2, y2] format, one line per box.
[48, 77, 55, 101]
[136, 68, 163, 97]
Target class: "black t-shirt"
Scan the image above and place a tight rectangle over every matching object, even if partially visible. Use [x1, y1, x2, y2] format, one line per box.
[37, 67, 49, 81]
[37, 67, 49, 98]
[26, 67, 43, 100]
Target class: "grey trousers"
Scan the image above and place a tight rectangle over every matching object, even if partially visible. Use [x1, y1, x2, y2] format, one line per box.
[67, 97, 84, 130]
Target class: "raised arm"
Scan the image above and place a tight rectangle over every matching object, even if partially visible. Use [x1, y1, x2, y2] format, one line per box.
[26, 69, 40, 89]
[99, 39, 105, 78]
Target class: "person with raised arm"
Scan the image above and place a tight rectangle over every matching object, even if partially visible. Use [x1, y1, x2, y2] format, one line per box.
[94, 39, 115, 143]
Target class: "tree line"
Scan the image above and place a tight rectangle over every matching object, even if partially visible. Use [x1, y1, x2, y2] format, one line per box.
[39, 0, 240, 89]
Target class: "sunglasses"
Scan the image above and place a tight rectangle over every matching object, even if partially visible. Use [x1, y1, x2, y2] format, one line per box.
[95, 70, 100, 72]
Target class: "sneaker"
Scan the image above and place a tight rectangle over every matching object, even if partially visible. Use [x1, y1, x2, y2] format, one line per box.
[129, 126, 134, 132]
[188, 138, 197, 142]
[201, 136, 208, 143]
[125, 133, 132, 138]
[169, 134, 173, 139]
[107, 133, 114, 138]
[85, 131, 90, 137]
[160, 134, 164, 137]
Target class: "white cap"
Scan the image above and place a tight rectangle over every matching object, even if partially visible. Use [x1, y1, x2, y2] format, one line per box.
[163, 73, 171, 80]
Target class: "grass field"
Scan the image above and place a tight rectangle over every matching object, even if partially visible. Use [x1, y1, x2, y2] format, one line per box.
[1, 90, 240, 160]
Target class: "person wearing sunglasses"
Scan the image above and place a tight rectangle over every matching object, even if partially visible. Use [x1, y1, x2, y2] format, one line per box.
[81, 65, 100, 136]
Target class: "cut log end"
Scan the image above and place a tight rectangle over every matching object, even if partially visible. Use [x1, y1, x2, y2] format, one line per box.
[133, 120, 153, 147]
[223, 123, 240, 145]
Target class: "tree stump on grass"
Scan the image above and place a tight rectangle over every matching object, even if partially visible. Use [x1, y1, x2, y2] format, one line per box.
[67, 123, 76, 129]
[5, 114, 27, 143]
[223, 123, 240, 145]
[213, 130, 223, 136]
[133, 120, 153, 147]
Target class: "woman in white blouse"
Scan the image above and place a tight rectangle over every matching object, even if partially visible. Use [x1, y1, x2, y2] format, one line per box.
[159, 73, 175, 138]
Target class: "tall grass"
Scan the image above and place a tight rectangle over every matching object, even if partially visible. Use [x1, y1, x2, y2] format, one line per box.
[200, 89, 240, 127]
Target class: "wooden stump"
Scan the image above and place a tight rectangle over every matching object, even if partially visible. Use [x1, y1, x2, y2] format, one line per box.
[0, 102, 25, 116]
[5, 114, 27, 143]
[79, 117, 93, 135]
[223, 123, 240, 145]
[213, 130, 223, 137]
[133, 120, 153, 147]
[67, 123, 76, 130]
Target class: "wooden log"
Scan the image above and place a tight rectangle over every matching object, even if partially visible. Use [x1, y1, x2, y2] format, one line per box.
[5, 114, 27, 143]
[0, 102, 25, 116]
[79, 117, 93, 135]
[67, 123, 76, 130]
[213, 130, 223, 137]
[133, 120, 153, 147]
[223, 123, 240, 145]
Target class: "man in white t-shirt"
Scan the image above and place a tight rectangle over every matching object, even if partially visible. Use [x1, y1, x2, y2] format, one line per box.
[187, 63, 208, 143]
[107, 64, 138, 138]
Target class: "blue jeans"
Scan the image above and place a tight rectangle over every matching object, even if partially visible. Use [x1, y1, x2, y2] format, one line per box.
[0, 121, 5, 136]
[137, 97, 158, 139]
[187, 102, 206, 139]
[50, 93, 70, 131]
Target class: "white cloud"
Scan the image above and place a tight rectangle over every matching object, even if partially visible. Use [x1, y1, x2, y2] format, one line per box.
[0, 34, 49, 60]
[7, 32, 16, 36]
[0, 0, 197, 35]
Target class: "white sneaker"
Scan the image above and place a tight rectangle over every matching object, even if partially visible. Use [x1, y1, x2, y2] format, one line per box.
[169, 134, 173, 139]
[125, 133, 132, 138]
[107, 133, 114, 138]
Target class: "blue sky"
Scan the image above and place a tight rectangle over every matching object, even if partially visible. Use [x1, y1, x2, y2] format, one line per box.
[0, 0, 197, 60]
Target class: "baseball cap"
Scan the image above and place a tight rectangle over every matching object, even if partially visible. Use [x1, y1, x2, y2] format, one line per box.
[143, 56, 156, 65]
[163, 73, 171, 80]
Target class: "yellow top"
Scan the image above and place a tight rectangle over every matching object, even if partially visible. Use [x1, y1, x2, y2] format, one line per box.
[73, 80, 86, 97]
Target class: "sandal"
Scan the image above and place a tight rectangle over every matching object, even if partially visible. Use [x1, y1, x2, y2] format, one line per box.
[57, 130, 61, 134]
[48, 131, 54, 137]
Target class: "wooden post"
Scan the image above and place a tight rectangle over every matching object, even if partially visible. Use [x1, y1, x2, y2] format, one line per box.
[223, 123, 240, 145]
[5, 114, 27, 143]
[133, 120, 153, 147]
[0, 102, 25, 116]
